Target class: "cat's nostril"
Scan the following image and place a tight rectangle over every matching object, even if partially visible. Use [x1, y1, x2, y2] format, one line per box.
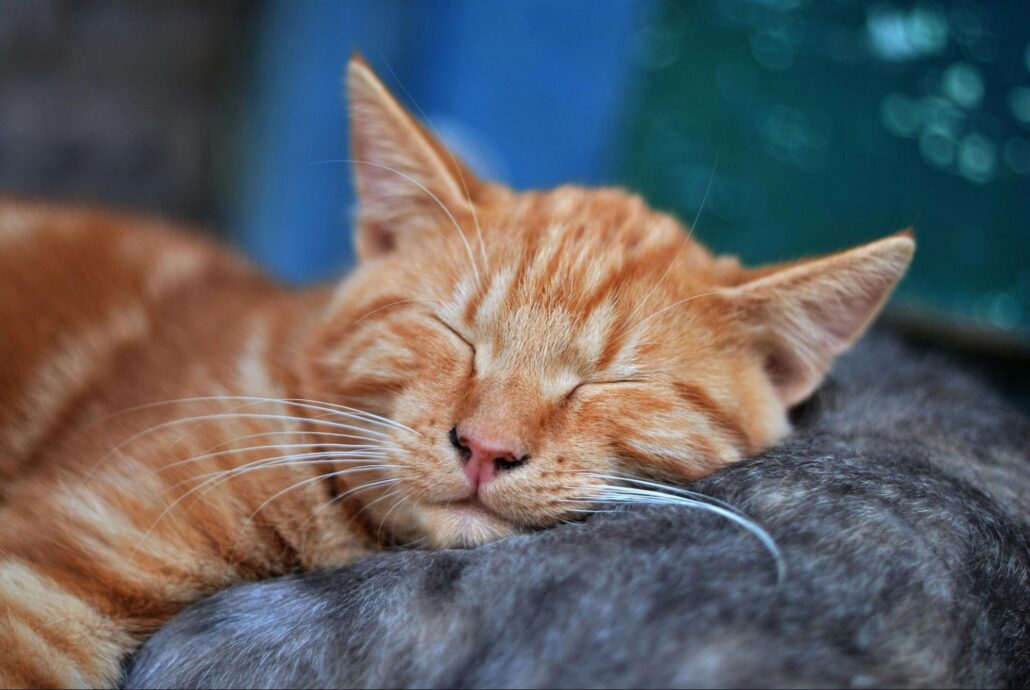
[449, 426, 470, 459]
[493, 455, 528, 473]
[454, 426, 527, 487]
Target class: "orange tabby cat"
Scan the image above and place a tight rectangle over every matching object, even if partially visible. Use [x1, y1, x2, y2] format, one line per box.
[0, 57, 913, 687]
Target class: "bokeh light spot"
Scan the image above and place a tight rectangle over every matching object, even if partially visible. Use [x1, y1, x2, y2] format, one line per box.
[919, 128, 955, 168]
[921, 96, 964, 138]
[975, 291, 1023, 329]
[956, 132, 997, 183]
[942, 62, 984, 109]
[1002, 137, 1030, 175]
[1009, 87, 1030, 125]
[867, 4, 948, 62]
[880, 94, 922, 137]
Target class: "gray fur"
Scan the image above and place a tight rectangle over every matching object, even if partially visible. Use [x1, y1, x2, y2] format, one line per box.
[125, 332, 1030, 688]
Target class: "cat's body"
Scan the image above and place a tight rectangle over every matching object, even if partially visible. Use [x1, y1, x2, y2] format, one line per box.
[127, 332, 1030, 689]
[0, 58, 915, 687]
[0, 202, 370, 686]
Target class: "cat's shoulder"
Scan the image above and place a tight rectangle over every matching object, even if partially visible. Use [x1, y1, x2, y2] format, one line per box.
[0, 199, 271, 480]
[0, 197, 258, 294]
[0, 196, 228, 254]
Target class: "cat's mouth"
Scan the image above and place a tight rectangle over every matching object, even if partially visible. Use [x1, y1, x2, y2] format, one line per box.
[415, 494, 517, 548]
[441, 496, 498, 517]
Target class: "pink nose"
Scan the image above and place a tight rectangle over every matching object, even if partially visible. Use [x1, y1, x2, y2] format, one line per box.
[451, 427, 528, 490]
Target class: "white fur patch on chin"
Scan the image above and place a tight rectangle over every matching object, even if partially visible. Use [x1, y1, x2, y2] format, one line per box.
[420, 502, 516, 549]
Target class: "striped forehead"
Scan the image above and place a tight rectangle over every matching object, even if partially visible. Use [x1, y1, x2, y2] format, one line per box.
[438, 228, 639, 376]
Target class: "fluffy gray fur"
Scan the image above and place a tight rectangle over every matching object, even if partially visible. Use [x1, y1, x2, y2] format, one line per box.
[125, 332, 1030, 689]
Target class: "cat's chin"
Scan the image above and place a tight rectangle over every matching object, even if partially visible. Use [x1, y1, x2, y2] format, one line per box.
[416, 499, 517, 549]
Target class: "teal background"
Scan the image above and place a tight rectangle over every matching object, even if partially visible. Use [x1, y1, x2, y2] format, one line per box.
[618, 0, 1029, 337]
[229, 0, 1029, 340]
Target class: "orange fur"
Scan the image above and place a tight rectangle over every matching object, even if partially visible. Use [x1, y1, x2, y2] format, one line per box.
[0, 58, 913, 686]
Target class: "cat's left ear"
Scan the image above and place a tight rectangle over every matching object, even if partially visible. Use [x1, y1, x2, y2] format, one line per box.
[346, 55, 482, 260]
[726, 232, 915, 406]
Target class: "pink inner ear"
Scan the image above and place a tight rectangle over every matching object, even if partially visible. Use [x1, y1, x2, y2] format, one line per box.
[762, 288, 882, 405]
[356, 161, 399, 199]
[348, 58, 480, 262]
[763, 349, 803, 400]
[804, 280, 886, 345]
[357, 219, 398, 259]
[741, 235, 915, 406]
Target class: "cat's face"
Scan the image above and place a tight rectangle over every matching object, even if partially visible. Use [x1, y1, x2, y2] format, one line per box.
[300, 58, 914, 549]
[308, 186, 787, 548]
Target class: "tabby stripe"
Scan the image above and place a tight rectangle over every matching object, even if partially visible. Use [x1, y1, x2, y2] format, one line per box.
[346, 295, 411, 329]
[594, 320, 629, 371]
[462, 270, 491, 325]
[2, 598, 96, 674]
[504, 223, 545, 306]
[539, 225, 572, 293]
[673, 381, 752, 452]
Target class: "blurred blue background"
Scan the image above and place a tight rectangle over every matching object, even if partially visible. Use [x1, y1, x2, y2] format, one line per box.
[0, 0, 1027, 343]
[229, 0, 648, 283]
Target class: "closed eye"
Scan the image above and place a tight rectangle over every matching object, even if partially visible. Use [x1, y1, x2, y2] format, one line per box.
[430, 315, 475, 352]
[565, 378, 644, 400]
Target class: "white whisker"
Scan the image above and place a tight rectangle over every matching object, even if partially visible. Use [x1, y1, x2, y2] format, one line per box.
[201, 429, 397, 452]
[628, 155, 718, 325]
[125, 395, 414, 435]
[309, 400, 420, 436]
[376, 489, 412, 543]
[350, 298, 443, 329]
[136, 450, 394, 551]
[228, 473, 407, 559]
[567, 473, 784, 583]
[160, 443, 392, 473]
[311, 158, 481, 286]
[307, 471, 417, 535]
[333, 475, 407, 504]
[173, 453, 394, 488]
[86, 397, 279, 479]
[634, 290, 723, 330]
[377, 55, 489, 279]
[103, 412, 393, 467]
[361, 486, 405, 520]
[581, 472, 751, 520]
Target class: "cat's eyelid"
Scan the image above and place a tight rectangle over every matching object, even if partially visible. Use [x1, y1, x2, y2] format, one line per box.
[566, 378, 645, 400]
[430, 314, 475, 350]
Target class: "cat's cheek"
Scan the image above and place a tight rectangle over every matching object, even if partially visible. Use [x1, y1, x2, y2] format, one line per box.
[312, 317, 468, 411]
[382, 338, 475, 439]
[389, 373, 466, 437]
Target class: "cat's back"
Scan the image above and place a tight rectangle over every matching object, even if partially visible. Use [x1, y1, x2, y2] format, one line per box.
[0, 199, 273, 484]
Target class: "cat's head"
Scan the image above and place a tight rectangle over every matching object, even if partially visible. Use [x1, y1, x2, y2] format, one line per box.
[301, 57, 914, 548]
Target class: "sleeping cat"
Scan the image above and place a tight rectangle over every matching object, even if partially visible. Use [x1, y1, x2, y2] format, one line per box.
[126, 331, 1030, 688]
[0, 57, 913, 687]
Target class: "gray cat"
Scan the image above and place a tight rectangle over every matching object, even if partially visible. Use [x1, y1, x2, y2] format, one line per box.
[125, 331, 1030, 688]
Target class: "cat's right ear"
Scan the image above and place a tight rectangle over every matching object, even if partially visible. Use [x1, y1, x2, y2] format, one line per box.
[725, 232, 915, 407]
[346, 55, 481, 261]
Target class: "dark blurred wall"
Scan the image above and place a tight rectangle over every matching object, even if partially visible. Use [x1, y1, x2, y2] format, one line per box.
[0, 0, 249, 226]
